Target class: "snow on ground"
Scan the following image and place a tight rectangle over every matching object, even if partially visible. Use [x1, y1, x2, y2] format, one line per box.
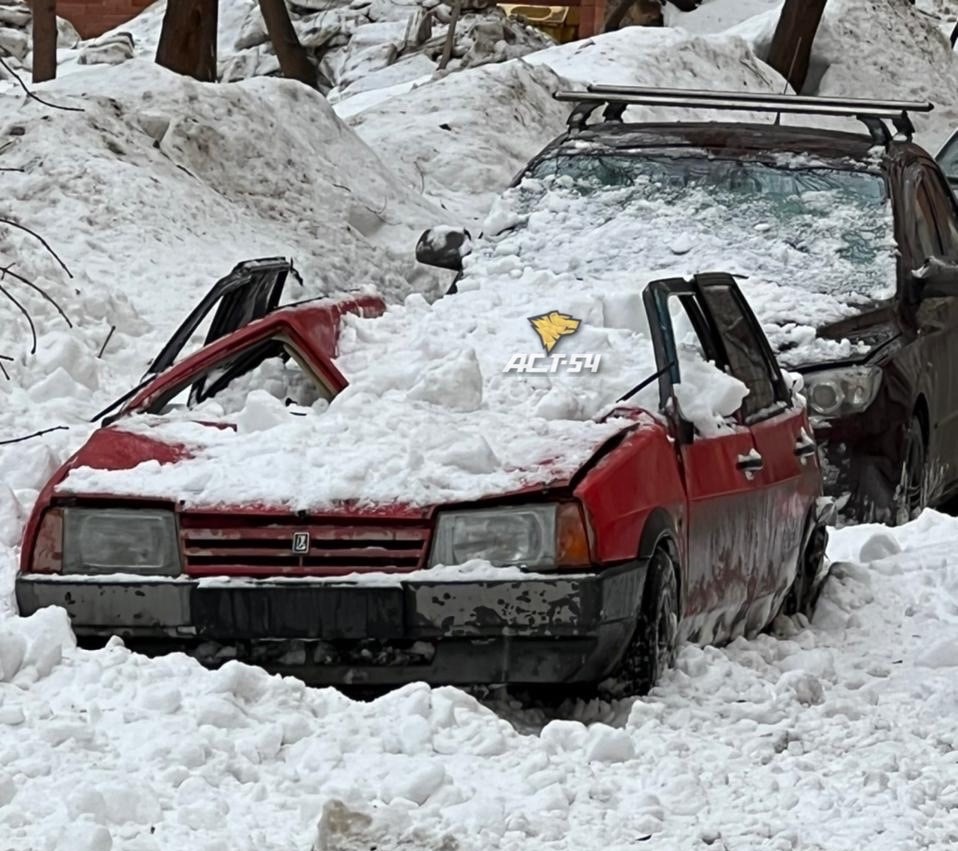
[3, 514, 958, 849]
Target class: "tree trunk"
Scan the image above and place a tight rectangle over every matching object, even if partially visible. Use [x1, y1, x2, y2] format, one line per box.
[156, 0, 218, 83]
[766, 0, 828, 93]
[605, 0, 662, 32]
[31, 0, 57, 83]
[258, 0, 317, 88]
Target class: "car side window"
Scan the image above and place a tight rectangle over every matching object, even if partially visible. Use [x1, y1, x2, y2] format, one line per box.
[698, 282, 786, 422]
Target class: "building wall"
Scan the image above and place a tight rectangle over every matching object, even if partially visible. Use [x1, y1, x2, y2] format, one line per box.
[57, 0, 153, 39]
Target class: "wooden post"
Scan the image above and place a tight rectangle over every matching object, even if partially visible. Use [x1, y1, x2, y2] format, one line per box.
[31, 0, 57, 83]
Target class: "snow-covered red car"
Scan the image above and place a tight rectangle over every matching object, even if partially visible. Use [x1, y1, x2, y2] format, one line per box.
[17, 247, 827, 692]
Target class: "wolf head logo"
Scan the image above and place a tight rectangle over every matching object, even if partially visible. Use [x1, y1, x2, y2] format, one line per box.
[528, 311, 581, 353]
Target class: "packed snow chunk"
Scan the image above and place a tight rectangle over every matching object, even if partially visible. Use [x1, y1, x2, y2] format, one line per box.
[858, 529, 903, 563]
[0, 483, 22, 548]
[382, 761, 447, 805]
[235, 390, 293, 434]
[584, 724, 636, 764]
[407, 347, 484, 411]
[314, 799, 457, 851]
[0, 607, 75, 681]
[915, 636, 958, 669]
[539, 719, 588, 753]
[775, 669, 826, 706]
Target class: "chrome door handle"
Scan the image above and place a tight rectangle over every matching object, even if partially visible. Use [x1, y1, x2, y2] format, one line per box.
[736, 452, 764, 479]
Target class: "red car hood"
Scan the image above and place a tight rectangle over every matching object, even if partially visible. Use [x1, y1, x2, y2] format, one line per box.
[53, 415, 644, 515]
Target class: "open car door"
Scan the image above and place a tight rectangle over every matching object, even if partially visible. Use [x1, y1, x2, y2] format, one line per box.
[642, 272, 818, 643]
[146, 258, 300, 376]
[94, 258, 300, 423]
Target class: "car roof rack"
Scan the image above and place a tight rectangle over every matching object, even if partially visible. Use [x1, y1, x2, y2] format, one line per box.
[554, 86, 934, 145]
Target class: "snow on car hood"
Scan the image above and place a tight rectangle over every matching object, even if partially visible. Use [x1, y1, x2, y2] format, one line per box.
[59, 177, 753, 510]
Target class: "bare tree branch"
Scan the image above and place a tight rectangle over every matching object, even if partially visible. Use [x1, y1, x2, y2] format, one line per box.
[0, 277, 37, 354]
[0, 425, 68, 445]
[0, 217, 72, 278]
[0, 55, 83, 112]
[0, 263, 73, 328]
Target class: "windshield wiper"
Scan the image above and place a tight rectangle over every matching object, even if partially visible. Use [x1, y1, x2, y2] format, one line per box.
[617, 361, 674, 404]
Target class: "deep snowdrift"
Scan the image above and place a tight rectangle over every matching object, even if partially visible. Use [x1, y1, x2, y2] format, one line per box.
[345, 26, 786, 226]
[2, 515, 958, 849]
[0, 59, 449, 604]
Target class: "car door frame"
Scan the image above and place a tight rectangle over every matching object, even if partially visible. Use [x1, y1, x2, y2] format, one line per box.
[643, 272, 818, 642]
[643, 272, 768, 644]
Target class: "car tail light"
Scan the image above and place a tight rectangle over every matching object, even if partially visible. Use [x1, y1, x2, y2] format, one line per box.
[30, 508, 63, 574]
[556, 502, 592, 569]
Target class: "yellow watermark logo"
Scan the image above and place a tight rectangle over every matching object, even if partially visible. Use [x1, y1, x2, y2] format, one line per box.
[504, 310, 602, 374]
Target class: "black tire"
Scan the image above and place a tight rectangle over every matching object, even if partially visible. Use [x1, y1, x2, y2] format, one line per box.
[783, 522, 827, 619]
[895, 417, 926, 525]
[611, 546, 679, 696]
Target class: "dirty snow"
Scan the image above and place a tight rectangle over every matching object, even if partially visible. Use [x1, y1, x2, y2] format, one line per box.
[5, 1, 958, 847]
[3, 515, 958, 849]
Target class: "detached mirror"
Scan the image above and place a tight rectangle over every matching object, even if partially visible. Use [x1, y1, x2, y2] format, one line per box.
[916, 256, 958, 298]
[415, 227, 473, 271]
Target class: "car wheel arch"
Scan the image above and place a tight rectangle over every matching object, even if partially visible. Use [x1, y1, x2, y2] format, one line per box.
[636, 508, 682, 615]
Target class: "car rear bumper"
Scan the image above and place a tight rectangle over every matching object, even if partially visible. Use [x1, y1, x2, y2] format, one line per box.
[16, 561, 647, 685]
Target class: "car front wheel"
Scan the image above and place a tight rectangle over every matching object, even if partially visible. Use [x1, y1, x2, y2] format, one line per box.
[611, 546, 679, 695]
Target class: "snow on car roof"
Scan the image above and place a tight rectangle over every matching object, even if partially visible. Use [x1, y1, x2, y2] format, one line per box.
[60, 176, 749, 510]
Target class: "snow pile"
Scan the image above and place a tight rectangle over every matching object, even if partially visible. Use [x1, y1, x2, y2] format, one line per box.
[60, 167, 756, 509]
[0, 59, 451, 598]
[89, 0, 552, 100]
[671, 0, 958, 149]
[345, 26, 785, 226]
[3, 513, 958, 847]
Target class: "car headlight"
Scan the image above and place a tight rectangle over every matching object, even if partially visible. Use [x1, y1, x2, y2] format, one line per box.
[63, 508, 181, 576]
[803, 366, 882, 418]
[429, 503, 591, 570]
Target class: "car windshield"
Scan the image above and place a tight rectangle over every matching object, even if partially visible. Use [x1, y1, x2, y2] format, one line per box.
[465, 151, 896, 364]
[524, 153, 894, 302]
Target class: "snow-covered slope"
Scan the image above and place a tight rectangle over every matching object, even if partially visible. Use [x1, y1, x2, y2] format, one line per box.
[0, 59, 451, 603]
[3, 514, 958, 849]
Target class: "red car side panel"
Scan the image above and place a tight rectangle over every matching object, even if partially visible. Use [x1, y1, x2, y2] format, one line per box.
[749, 407, 822, 603]
[574, 417, 686, 566]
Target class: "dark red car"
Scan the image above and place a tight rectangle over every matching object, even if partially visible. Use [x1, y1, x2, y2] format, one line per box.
[17, 259, 827, 693]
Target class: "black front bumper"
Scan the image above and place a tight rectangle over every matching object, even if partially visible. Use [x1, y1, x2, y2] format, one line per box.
[16, 562, 647, 685]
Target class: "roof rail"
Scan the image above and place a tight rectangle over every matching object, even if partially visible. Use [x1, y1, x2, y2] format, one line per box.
[554, 86, 934, 144]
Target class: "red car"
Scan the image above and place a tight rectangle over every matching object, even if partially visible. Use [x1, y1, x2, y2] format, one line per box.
[17, 259, 828, 693]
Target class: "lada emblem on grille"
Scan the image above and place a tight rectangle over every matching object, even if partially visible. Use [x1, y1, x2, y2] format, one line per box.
[292, 532, 310, 554]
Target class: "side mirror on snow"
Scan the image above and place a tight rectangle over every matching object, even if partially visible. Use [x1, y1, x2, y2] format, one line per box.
[415, 227, 472, 272]
[915, 256, 958, 298]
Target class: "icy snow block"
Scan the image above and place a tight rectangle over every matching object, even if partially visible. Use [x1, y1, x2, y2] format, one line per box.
[0, 26, 27, 60]
[584, 723, 636, 763]
[915, 636, 958, 669]
[858, 530, 902, 563]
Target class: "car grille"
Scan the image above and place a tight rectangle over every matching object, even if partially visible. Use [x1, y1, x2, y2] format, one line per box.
[179, 515, 431, 576]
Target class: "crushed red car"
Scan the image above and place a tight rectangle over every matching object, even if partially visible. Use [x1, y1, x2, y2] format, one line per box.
[16, 254, 828, 693]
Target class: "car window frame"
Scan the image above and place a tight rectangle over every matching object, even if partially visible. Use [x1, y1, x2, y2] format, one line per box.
[643, 273, 792, 435]
[135, 332, 333, 418]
